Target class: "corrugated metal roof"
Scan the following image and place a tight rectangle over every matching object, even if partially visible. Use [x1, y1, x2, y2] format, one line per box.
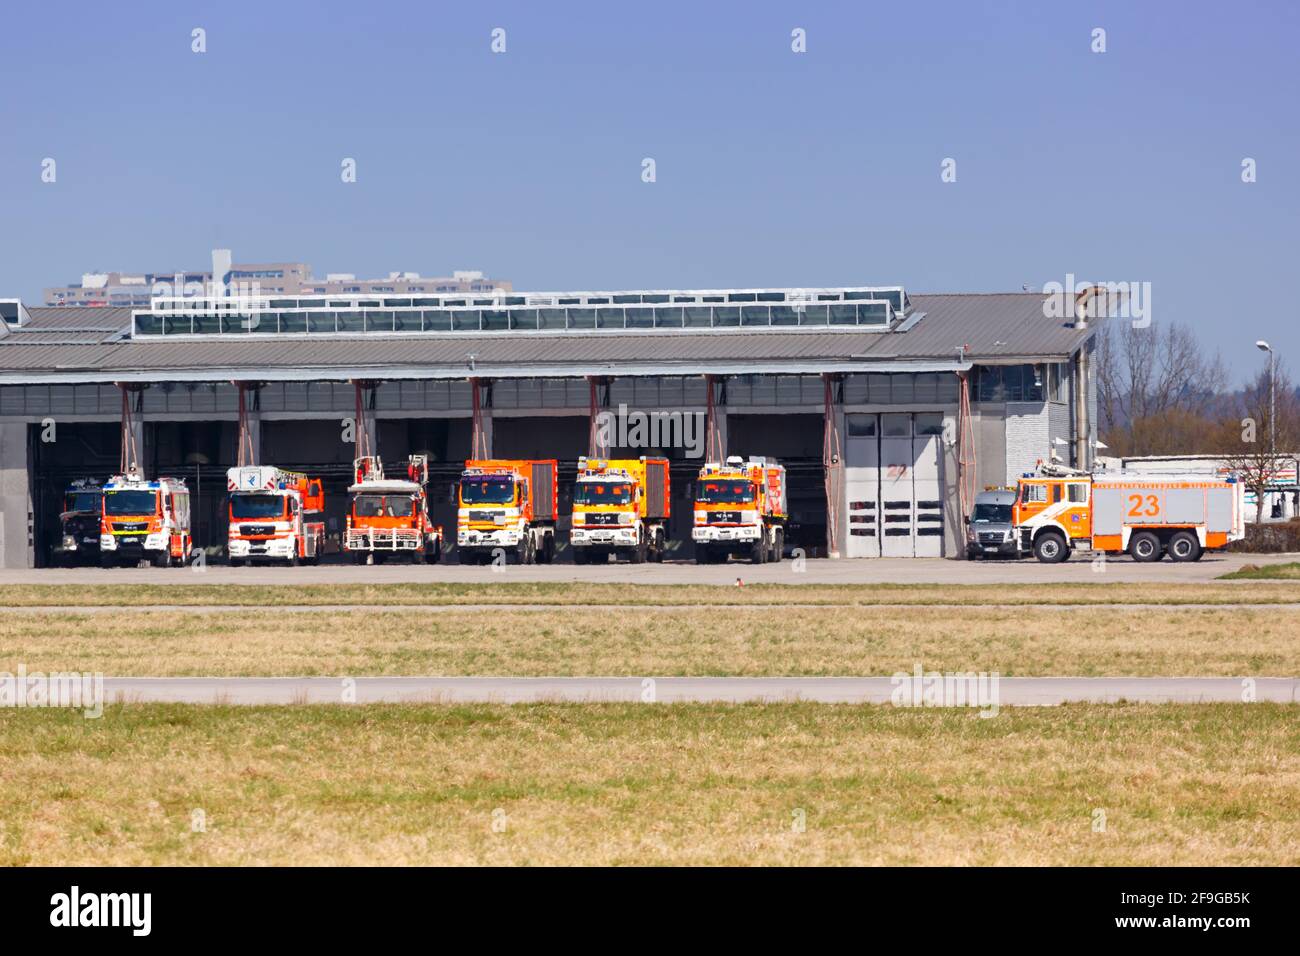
[0, 294, 1091, 382]
[22, 307, 135, 331]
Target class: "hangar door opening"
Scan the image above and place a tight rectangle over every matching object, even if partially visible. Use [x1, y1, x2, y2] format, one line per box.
[845, 412, 945, 557]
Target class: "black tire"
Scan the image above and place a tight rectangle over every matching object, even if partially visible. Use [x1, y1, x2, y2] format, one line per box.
[425, 540, 441, 564]
[652, 530, 666, 563]
[229, 557, 245, 568]
[573, 547, 588, 565]
[770, 528, 783, 563]
[1167, 531, 1200, 562]
[750, 537, 767, 565]
[1129, 530, 1161, 563]
[695, 545, 709, 566]
[1032, 532, 1068, 564]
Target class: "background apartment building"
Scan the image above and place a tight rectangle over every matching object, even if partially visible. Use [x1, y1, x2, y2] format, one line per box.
[44, 253, 510, 307]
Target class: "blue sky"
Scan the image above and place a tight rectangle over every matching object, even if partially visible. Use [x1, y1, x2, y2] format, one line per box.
[1, 0, 1295, 380]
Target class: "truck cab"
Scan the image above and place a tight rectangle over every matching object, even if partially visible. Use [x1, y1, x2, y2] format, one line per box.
[99, 473, 191, 567]
[570, 457, 670, 564]
[965, 489, 1019, 559]
[54, 480, 104, 566]
[227, 466, 326, 566]
[457, 460, 557, 564]
[345, 456, 442, 564]
[692, 456, 787, 565]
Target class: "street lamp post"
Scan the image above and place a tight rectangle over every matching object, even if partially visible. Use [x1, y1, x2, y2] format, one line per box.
[1255, 340, 1275, 458]
[1255, 340, 1276, 519]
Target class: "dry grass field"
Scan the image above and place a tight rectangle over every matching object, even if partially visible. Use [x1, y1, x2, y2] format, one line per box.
[2, 604, 1298, 677]
[0, 581, 1297, 608]
[1, 702, 1295, 866]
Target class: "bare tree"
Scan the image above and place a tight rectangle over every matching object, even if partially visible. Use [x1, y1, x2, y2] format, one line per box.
[1096, 318, 1228, 456]
[1220, 362, 1300, 522]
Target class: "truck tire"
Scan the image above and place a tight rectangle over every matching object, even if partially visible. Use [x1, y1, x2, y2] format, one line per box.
[1168, 531, 1200, 562]
[1129, 530, 1161, 563]
[1032, 531, 1068, 564]
[652, 529, 665, 562]
[695, 545, 709, 565]
[425, 540, 441, 564]
[770, 528, 784, 563]
[229, 558, 244, 568]
[750, 537, 767, 565]
[573, 547, 587, 565]
[539, 534, 554, 564]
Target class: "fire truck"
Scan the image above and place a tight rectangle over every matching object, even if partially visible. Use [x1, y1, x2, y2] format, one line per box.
[99, 472, 192, 567]
[226, 466, 326, 566]
[570, 456, 670, 564]
[1013, 463, 1245, 563]
[457, 459, 557, 564]
[345, 455, 444, 564]
[692, 456, 787, 564]
[53, 478, 104, 566]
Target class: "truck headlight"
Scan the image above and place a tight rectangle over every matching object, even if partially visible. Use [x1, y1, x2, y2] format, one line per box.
[694, 513, 706, 525]
[100, 534, 114, 549]
[62, 534, 76, 549]
[740, 510, 758, 523]
[618, 512, 633, 525]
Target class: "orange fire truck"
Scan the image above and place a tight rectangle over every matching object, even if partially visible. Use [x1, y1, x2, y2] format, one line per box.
[1013, 463, 1246, 563]
[457, 459, 558, 564]
[692, 456, 787, 564]
[570, 456, 671, 564]
[345, 455, 443, 564]
[226, 466, 326, 566]
[99, 471, 192, 568]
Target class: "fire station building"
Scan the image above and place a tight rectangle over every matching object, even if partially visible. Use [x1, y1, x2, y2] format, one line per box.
[0, 285, 1098, 567]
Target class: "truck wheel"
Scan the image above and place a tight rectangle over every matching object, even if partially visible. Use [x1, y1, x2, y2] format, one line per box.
[1168, 531, 1200, 562]
[573, 547, 587, 565]
[750, 538, 767, 565]
[770, 529, 784, 563]
[630, 538, 646, 564]
[1032, 532, 1068, 564]
[653, 530, 666, 562]
[425, 540, 441, 564]
[695, 546, 709, 565]
[1129, 531, 1161, 563]
[230, 558, 244, 568]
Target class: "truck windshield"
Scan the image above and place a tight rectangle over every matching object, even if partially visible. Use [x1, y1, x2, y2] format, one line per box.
[354, 495, 414, 517]
[104, 490, 158, 515]
[461, 476, 515, 505]
[697, 480, 753, 504]
[972, 503, 1013, 523]
[574, 482, 631, 505]
[230, 494, 286, 520]
[65, 492, 102, 513]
